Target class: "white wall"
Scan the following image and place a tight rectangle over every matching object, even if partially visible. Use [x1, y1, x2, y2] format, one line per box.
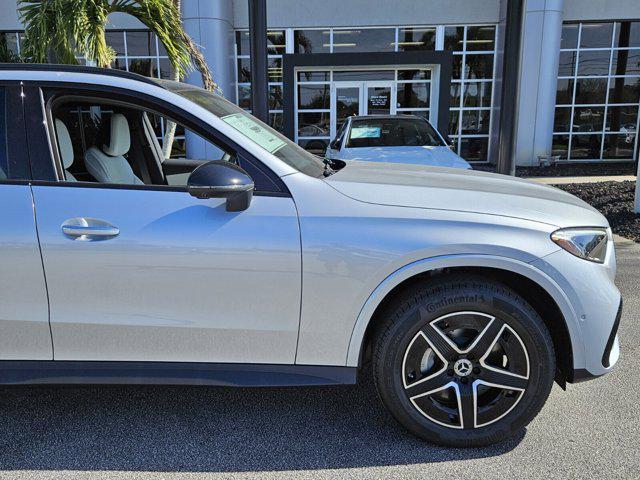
[564, 0, 640, 21]
[231, 0, 500, 28]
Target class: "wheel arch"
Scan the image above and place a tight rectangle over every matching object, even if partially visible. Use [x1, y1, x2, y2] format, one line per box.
[346, 255, 584, 384]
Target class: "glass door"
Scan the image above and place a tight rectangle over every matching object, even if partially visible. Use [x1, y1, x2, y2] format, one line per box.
[364, 82, 394, 115]
[331, 82, 361, 139]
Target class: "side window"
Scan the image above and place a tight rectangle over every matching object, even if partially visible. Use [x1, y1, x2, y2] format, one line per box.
[0, 85, 30, 181]
[50, 100, 237, 187]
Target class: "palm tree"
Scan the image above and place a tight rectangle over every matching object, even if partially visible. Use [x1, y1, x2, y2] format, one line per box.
[18, 0, 217, 157]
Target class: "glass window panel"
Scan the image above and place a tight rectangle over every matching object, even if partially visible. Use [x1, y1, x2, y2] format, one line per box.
[157, 34, 167, 56]
[298, 138, 329, 155]
[293, 29, 330, 54]
[552, 134, 570, 159]
[460, 137, 489, 161]
[573, 106, 605, 132]
[298, 84, 330, 109]
[466, 26, 495, 51]
[556, 78, 574, 104]
[267, 30, 286, 55]
[332, 70, 394, 81]
[450, 82, 462, 107]
[298, 112, 330, 137]
[238, 85, 251, 109]
[554, 107, 572, 132]
[444, 27, 464, 51]
[613, 21, 640, 48]
[269, 112, 283, 132]
[126, 31, 156, 56]
[449, 110, 461, 135]
[236, 31, 250, 55]
[558, 51, 577, 76]
[577, 50, 611, 76]
[269, 85, 282, 110]
[0, 32, 19, 60]
[397, 27, 436, 51]
[268, 57, 282, 82]
[396, 83, 430, 108]
[461, 110, 490, 134]
[105, 31, 125, 56]
[462, 82, 492, 107]
[398, 69, 432, 80]
[297, 71, 330, 82]
[561, 24, 579, 49]
[608, 76, 640, 103]
[127, 58, 154, 77]
[580, 22, 614, 49]
[465, 54, 494, 80]
[237, 58, 251, 83]
[575, 78, 608, 104]
[156, 58, 172, 79]
[110, 57, 127, 72]
[570, 134, 603, 159]
[452, 54, 463, 80]
[331, 28, 395, 52]
[606, 106, 638, 132]
[611, 49, 640, 75]
[603, 133, 636, 158]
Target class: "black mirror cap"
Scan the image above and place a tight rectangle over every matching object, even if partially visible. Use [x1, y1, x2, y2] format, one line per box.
[187, 160, 254, 212]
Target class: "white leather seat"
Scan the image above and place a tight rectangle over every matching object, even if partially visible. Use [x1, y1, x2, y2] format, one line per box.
[84, 114, 144, 185]
[54, 118, 77, 181]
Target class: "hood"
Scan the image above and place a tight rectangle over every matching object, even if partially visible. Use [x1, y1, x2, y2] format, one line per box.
[325, 161, 608, 228]
[340, 146, 472, 169]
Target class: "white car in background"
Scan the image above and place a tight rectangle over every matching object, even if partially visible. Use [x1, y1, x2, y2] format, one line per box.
[325, 115, 472, 169]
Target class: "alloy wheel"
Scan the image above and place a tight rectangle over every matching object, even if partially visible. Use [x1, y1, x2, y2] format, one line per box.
[401, 310, 530, 430]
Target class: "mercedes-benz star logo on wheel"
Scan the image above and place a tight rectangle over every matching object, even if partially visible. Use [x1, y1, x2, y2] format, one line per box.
[453, 358, 473, 377]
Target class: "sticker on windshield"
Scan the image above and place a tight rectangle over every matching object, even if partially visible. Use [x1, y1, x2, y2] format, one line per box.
[221, 113, 286, 154]
[350, 126, 381, 139]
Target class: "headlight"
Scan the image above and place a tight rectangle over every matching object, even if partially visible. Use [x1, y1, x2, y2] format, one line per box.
[551, 228, 608, 263]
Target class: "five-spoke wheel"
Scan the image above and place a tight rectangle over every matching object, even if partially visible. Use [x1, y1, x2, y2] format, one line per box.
[373, 276, 555, 447]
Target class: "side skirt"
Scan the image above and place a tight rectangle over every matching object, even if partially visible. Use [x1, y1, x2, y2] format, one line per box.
[0, 361, 358, 387]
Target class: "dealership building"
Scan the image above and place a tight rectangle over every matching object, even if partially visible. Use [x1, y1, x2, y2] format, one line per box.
[1, 0, 639, 167]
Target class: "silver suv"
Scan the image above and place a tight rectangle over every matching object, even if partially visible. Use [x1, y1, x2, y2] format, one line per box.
[0, 65, 621, 447]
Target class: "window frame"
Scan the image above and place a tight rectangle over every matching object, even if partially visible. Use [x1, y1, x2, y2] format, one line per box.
[23, 82, 289, 196]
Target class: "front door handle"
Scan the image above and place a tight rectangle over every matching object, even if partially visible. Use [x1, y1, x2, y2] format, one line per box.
[61, 218, 120, 241]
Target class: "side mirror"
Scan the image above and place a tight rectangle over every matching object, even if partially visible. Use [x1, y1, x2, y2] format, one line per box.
[187, 161, 254, 212]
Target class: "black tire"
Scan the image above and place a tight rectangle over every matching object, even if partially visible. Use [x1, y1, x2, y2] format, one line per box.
[372, 274, 555, 447]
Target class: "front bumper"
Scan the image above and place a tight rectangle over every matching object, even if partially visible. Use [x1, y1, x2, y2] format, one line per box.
[532, 236, 621, 380]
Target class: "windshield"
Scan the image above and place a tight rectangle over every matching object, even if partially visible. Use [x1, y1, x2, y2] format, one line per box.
[157, 80, 326, 177]
[346, 117, 445, 148]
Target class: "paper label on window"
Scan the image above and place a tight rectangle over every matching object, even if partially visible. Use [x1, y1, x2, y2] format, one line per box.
[221, 113, 286, 154]
[350, 126, 381, 139]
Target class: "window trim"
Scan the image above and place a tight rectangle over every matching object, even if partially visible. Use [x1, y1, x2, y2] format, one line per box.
[24, 81, 290, 196]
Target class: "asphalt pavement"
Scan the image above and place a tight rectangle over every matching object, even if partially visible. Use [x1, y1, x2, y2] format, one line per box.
[0, 238, 638, 479]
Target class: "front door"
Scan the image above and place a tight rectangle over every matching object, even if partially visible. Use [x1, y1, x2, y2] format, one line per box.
[28, 88, 302, 365]
[330, 81, 395, 138]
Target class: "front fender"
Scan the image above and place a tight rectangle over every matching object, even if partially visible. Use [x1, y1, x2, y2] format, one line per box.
[345, 254, 585, 370]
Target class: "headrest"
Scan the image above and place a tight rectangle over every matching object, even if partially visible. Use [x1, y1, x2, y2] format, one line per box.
[54, 118, 74, 169]
[103, 114, 131, 157]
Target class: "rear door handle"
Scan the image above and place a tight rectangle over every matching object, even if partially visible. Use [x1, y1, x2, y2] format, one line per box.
[61, 218, 120, 241]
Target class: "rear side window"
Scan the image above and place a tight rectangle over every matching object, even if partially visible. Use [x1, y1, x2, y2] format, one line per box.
[0, 85, 30, 181]
[0, 87, 7, 180]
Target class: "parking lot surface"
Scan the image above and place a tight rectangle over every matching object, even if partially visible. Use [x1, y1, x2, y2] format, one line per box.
[0, 238, 638, 480]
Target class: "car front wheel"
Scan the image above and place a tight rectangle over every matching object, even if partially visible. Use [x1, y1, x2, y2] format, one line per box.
[373, 275, 555, 447]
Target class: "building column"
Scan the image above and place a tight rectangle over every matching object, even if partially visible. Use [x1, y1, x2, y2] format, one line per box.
[514, 0, 565, 166]
[182, 0, 235, 159]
